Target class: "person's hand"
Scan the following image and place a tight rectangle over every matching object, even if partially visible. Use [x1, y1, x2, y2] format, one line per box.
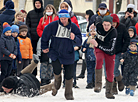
[74, 46, 79, 51]
[121, 53, 124, 55]
[12, 55, 16, 59]
[18, 61, 21, 63]
[83, 48, 86, 52]
[9, 54, 14, 58]
[125, 12, 129, 19]
[90, 39, 98, 47]
[129, 12, 134, 19]
[89, 23, 96, 30]
[120, 59, 124, 63]
[42, 48, 49, 53]
[70, 32, 75, 40]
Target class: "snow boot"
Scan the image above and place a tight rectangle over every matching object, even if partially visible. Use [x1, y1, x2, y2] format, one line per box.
[112, 81, 118, 95]
[94, 69, 102, 93]
[130, 86, 135, 96]
[65, 78, 74, 100]
[116, 74, 124, 91]
[86, 83, 93, 89]
[105, 79, 115, 99]
[125, 87, 130, 95]
[54, 74, 62, 90]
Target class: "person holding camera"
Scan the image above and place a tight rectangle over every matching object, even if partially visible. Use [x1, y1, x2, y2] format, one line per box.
[120, 4, 137, 30]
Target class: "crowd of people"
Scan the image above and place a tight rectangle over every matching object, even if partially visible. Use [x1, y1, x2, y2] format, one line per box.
[0, 0, 138, 100]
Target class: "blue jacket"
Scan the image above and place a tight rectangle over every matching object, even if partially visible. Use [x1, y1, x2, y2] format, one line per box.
[41, 19, 82, 65]
[0, 9, 15, 29]
[81, 39, 95, 61]
[0, 34, 17, 61]
[15, 38, 22, 61]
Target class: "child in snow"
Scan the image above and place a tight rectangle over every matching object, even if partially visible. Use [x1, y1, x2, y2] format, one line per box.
[120, 39, 138, 96]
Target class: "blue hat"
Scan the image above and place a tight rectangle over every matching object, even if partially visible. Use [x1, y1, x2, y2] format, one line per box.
[11, 25, 19, 33]
[5, 0, 14, 9]
[98, 3, 107, 8]
[58, 9, 70, 18]
[3, 22, 11, 34]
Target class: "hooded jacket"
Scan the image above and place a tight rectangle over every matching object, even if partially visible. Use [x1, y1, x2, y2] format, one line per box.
[41, 19, 82, 65]
[110, 14, 130, 54]
[54, 2, 80, 29]
[128, 26, 137, 39]
[26, 0, 44, 40]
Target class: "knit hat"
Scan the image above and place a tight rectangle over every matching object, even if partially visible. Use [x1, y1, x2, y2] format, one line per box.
[5, 0, 14, 9]
[3, 22, 11, 34]
[1, 77, 16, 89]
[127, 4, 135, 10]
[98, 3, 107, 8]
[11, 25, 19, 33]
[102, 15, 113, 23]
[58, 9, 70, 18]
[19, 25, 28, 33]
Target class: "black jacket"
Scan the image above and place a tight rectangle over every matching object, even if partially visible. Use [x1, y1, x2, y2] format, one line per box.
[7, 74, 40, 97]
[26, 0, 44, 40]
[96, 23, 117, 55]
[115, 23, 130, 54]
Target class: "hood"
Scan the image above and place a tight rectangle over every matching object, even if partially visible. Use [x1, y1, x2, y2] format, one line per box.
[110, 14, 119, 28]
[58, 2, 72, 14]
[33, 0, 44, 12]
[129, 26, 136, 38]
[64, 0, 73, 9]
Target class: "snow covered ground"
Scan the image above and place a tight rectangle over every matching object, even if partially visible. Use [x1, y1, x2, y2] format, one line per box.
[1, 61, 138, 102]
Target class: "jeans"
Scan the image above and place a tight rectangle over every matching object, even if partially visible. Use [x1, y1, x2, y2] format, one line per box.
[86, 61, 95, 84]
[114, 53, 121, 77]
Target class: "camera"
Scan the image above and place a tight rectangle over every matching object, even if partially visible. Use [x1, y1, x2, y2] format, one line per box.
[127, 8, 133, 13]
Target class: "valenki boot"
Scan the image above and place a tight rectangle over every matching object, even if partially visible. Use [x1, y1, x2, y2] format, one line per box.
[112, 81, 118, 95]
[65, 78, 74, 100]
[52, 73, 62, 96]
[94, 69, 102, 92]
[116, 74, 124, 91]
[106, 79, 115, 99]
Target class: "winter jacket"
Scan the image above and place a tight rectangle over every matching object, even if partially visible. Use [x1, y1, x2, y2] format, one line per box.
[110, 14, 130, 54]
[0, 34, 17, 61]
[120, 15, 137, 30]
[135, 23, 138, 35]
[0, 22, 2, 37]
[18, 36, 33, 59]
[41, 19, 82, 65]
[0, 9, 15, 29]
[121, 51, 138, 86]
[11, 21, 25, 27]
[87, 10, 110, 32]
[81, 38, 96, 61]
[95, 23, 117, 55]
[54, 15, 80, 29]
[0, 7, 6, 14]
[26, 0, 44, 40]
[15, 38, 22, 61]
[37, 16, 55, 37]
[3, 73, 40, 97]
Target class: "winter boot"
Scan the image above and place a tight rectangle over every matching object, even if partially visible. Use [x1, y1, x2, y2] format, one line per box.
[65, 78, 74, 100]
[125, 86, 130, 95]
[52, 74, 62, 96]
[130, 86, 135, 96]
[105, 79, 115, 99]
[116, 74, 124, 91]
[112, 81, 118, 95]
[86, 83, 93, 89]
[94, 69, 102, 93]
[41, 79, 51, 86]
[39, 82, 57, 95]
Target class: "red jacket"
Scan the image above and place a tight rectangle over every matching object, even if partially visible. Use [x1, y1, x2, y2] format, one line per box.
[37, 16, 54, 37]
[53, 15, 80, 29]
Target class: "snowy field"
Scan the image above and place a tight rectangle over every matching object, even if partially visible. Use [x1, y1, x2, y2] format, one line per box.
[1, 62, 138, 102]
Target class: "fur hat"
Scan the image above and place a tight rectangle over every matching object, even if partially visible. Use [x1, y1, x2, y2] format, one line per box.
[19, 25, 28, 33]
[1, 77, 16, 89]
[11, 25, 19, 33]
[58, 9, 70, 18]
[3, 22, 11, 34]
[5, 0, 14, 9]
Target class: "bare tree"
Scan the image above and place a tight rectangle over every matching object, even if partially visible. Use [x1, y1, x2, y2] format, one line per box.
[116, 0, 122, 14]
[53, 0, 61, 11]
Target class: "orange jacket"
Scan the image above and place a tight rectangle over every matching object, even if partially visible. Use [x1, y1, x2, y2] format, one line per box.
[18, 37, 33, 59]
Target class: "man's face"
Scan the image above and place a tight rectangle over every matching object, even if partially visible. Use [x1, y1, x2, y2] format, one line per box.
[60, 17, 69, 26]
[102, 21, 112, 31]
[35, 1, 41, 9]
[112, 22, 117, 28]
[2, 86, 13, 93]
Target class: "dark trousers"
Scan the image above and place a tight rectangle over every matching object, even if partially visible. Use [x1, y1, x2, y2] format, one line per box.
[80, 59, 86, 75]
[0, 60, 13, 82]
[31, 39, 39, 76]
[17, 59, 30, 76]
[86, 61, 95, 84]
[52, 59, 74, 80]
